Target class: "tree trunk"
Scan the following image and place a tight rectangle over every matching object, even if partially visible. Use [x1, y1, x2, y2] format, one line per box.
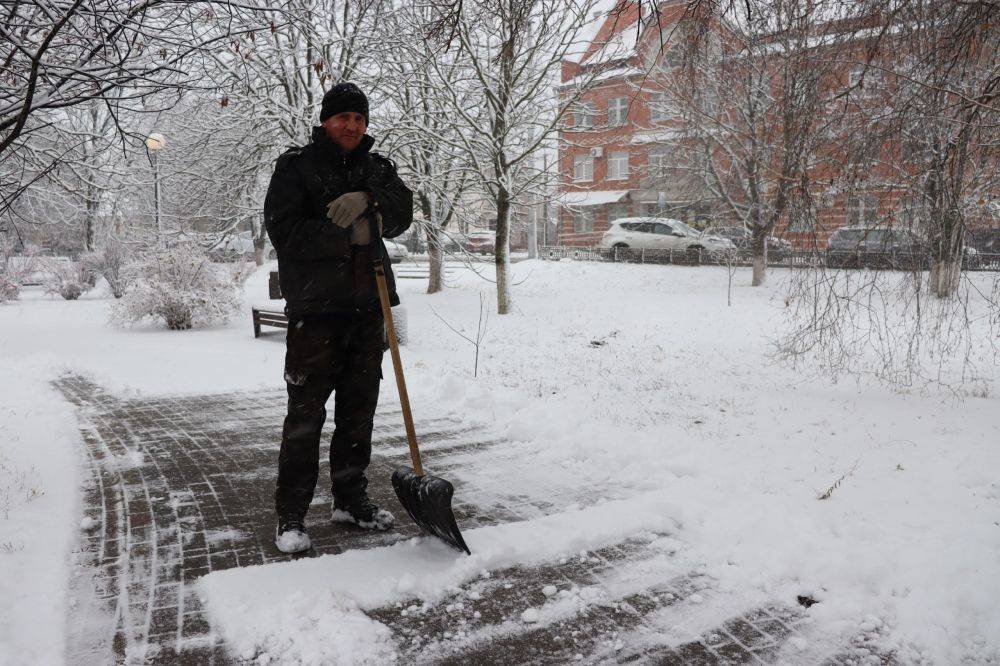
[252, 218, 267, 266]
[934, 258, 961, 298]
[84, 194, 99, 252]
[495, 190, 511, 315]
[427, 225, 443, 295]
[751, 234, 768, 286]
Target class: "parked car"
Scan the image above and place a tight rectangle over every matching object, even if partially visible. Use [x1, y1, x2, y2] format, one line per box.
[384, 239, 409, 263]
[598, 217, 736, 254]
[201, 231, 275, 262]
[826, 227, 926, 269]
[705, 226, 793, 254]
[462, 231, 495, 255]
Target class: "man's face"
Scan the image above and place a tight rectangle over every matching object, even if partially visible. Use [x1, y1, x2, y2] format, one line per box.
[323, 111, 367, 152]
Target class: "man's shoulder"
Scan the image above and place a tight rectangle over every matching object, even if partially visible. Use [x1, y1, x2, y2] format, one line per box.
[366, 151, 399, 175]
[273, 145, 313, 174]
[278, 144, 307, 160]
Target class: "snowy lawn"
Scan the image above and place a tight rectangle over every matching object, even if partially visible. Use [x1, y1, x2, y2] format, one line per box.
[1, 260, 998, 664]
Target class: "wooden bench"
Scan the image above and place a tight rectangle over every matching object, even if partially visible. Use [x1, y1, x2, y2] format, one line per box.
[252, 307, 288, 338]
[252, 270, 409, 342]
[394, 264, 457, 280]
[250, 271, 288, 338]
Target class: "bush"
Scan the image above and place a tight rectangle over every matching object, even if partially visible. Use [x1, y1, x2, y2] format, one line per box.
[111, 242, 252, 330]
[0, 239, 38, 302]
[43, 260, 93, 300]
[0, 275, 18, 303]
[82, 241, 132, 298]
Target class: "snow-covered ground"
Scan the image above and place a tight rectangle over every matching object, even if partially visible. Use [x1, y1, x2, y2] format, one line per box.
[1, 260, 998, 664]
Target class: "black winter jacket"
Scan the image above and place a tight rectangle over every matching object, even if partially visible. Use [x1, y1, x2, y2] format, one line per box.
[264, 127, 413, 316]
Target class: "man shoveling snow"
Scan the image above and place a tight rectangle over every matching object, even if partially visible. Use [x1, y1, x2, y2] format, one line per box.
[263, 82, 413, 553]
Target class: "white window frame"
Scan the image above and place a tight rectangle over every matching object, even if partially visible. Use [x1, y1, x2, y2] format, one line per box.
[648, 149, 669, 177]
[574, 102, 596, 128]
[650, 93, 670, 123]
[607, 151, 629, 180]
[849, 66, 862, 87]
[572, 208, 595, 233]
[573, 155, 593, 182]
[608, 97, 628, 125]
[847, 194, 880, 226]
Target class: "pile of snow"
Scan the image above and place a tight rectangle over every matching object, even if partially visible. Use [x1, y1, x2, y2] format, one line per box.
[199, 496, 679, 664]
[0, 359, 81, 665]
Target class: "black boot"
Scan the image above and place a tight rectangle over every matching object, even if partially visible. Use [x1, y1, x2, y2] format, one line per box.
[275, 515, 312, 553]
[332, 493, 395, 531]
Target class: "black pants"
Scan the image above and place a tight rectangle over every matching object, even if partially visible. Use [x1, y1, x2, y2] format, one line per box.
[275, 311, 384, 519]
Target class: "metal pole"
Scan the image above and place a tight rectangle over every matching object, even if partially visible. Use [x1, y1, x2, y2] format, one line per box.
[153, 152, 162, 246]
[528, 207, 538, 258]
[542, 152, 550, 247]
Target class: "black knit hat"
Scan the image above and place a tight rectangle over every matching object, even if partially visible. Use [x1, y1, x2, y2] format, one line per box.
[319, 82, 369, 124]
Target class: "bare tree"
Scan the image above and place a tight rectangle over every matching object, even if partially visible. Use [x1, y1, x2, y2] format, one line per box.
[0, 1, 261, 166]
[428, 0, 604, 314]
[375, 4, 476, 294]
[660, 0, 837, 286]
[880, 1, 1000, 298]
[774, 2, 1000, 389]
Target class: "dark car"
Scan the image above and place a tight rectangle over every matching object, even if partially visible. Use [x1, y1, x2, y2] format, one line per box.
[826, 227, 927, 269]
[706, 226, 793, 255]
[463, 231, 495, 255]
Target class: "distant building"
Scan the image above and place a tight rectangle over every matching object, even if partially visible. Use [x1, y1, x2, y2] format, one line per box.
[556, 2, 999, 249]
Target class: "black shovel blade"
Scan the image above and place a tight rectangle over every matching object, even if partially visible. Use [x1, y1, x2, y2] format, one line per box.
[391, 466, 471, 555]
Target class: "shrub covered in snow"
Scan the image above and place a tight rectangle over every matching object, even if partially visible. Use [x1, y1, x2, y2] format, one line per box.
[111, 242, 252, 330]
[43, 260, 93, 300]
[0, 275, 18, 303]
[82, 240, 132, 298]
[0, 239, 38, 303]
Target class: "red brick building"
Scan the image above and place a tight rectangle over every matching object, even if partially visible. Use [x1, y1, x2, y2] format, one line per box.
[555, 2, 1000, 250]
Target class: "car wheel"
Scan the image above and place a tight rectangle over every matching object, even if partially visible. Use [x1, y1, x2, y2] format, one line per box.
[611, 243, 631, 262]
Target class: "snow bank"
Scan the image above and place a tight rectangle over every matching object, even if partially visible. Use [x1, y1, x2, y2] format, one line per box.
[198, 494, 680, 664]
[0, 269, 284, 396]
[0, 358, 81, 665]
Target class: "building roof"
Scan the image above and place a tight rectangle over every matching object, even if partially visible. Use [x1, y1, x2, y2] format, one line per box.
[556, 190, 631, 206]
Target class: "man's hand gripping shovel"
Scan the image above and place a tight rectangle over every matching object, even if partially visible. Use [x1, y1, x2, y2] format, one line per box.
[368, 215, 471, 555]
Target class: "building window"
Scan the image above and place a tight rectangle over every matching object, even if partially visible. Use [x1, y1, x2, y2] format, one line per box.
[607, 203, 630, 222]
[648, 149, 669, 178]
[572, 208, 595, 232]
[650, 93, 670, 123]
[847, 195, 879, 226]
[659, 46, 684, 70]
[848, 65, 865, 88]
[608, 97, 628, 125]
[573, 155, 593, 182]
[573, 102, 596, 128]
[607, 151, 628, 180]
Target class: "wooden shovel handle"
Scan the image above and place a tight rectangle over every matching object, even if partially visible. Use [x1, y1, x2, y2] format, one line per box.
[374, 262, 424, 476]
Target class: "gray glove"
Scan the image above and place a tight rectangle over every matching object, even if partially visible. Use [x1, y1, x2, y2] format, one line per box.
[350, 212, 383, 246]
[326, 191, 370, 229]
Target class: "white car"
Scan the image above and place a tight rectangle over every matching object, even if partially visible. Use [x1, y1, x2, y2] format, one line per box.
[598, 217, 736, 253]
[384, 239, 409, 263]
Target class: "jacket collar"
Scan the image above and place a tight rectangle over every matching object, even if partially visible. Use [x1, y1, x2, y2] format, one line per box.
[310, 126, 374, 162]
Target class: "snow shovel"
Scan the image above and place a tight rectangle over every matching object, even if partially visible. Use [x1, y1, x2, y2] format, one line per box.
[371, 230, 471, 555]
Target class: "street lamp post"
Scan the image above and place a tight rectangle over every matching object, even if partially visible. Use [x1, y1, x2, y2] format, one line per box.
[146, 132, 166, 245]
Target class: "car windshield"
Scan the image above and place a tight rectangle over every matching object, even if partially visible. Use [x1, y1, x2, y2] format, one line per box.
[667, 220, 700, 236]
